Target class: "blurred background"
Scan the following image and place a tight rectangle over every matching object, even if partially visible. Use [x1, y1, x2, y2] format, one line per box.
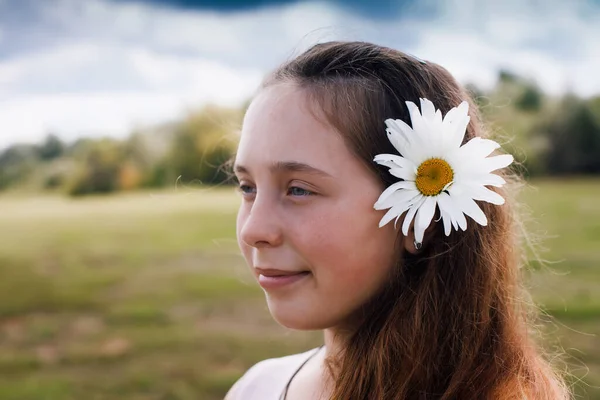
[0, 0, 599, 399]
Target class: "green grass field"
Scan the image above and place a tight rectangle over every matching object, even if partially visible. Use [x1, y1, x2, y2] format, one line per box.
[0, 180, 598, 399]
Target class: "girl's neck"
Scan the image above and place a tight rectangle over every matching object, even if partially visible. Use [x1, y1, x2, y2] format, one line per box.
[289, 328, 346, 400]
[323, 317, 359, 359]
[321, 325, 354, 378]
[323, 328, 343, 360]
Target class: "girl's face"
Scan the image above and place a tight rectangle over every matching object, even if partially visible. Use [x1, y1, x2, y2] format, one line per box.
[235, 83, 398, 330]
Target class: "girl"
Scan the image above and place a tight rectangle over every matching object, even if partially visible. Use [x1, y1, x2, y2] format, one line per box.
[226, 41, 569, 399]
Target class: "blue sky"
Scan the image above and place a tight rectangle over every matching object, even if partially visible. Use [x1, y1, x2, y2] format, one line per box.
[0, 0, 599, 148]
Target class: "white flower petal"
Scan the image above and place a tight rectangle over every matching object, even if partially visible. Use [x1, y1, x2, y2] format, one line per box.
[420, 98, 436, 122]
[405, 101, 427, 136]
[441, 210, 452, 236]
[390, 167, 417, 181]
[379, 201, 413, 228]
[479, 174, 507, 187]
[402, 196, 424, 236]
[479, 154, 514, 173]
[374, 180, 417, 206]
[434, 109, 443, 125]
[384, 119, 426, 165]
[373, 154, 416, 170]
[385, 131, 407, 155]
[385, 118, 413, 143]
[442, 101, 468, 125]
[447, 183, 464, 197]
[459, 173, 506, 187]
[394, 109, 432, 164]
[443, 101, 470, 149]
[374, 188, 420, 210]
[456, 197, 488, 226]
[457, 213, 468, 231]
[470, 185, 505, 205]
[414, 196, 437, 243]
[449, 182, 504, 205]
[437, 192, 465, 232]
[384, 120, 410, 154]
[374, 160, 396, 169]
[458, 137, 500, 159]
[424, 104, 445, 153]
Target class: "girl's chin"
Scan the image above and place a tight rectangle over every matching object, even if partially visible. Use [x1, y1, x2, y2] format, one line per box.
[273, 317, 330, 331]
[267, 304, 342, 331]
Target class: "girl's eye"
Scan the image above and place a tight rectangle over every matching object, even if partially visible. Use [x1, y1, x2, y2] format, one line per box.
[238, 184, 256, 195]
[288, 186, 313, 196]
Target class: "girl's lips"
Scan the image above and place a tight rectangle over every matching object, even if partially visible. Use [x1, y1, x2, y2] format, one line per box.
[258, 271, 311, 290]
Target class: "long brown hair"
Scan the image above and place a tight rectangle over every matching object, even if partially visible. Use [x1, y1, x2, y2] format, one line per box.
[262, 41, 569, 399]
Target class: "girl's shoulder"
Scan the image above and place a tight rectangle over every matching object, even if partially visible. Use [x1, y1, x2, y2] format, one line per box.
[225, 348, 320, 400]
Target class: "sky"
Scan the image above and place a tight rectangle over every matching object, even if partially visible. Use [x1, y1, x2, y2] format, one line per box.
[0, 0, 599, 149]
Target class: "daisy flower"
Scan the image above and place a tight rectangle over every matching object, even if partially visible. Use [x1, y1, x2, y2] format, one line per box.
[374, 98, 514, 244]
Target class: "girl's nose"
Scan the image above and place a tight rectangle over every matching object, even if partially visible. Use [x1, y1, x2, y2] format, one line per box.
[239, 195, 284, 248]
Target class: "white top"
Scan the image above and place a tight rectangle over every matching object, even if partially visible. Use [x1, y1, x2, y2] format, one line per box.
[228, 347, 321, 400]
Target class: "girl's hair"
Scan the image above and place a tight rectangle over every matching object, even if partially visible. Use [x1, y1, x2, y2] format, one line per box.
[262, 41, 569, 399]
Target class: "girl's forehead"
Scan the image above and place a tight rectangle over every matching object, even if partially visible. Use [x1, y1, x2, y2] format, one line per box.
[239, 87, 340, 160]
[236, 85, 373, 182]
[243, 84, 319, 131]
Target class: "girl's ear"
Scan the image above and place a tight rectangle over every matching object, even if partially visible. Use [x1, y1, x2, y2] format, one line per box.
[402, 218, 436, 255]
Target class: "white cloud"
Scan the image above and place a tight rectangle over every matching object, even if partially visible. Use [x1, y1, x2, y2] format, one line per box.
[32, 0, 346, 69]
[0, 89, 254, 149]
[0, 93, 185, 147]
[0, 43, 99, 89]
[413, 31, 573, 95]
[0, 61, 20, 86]
[127, 48, 263, 98]
[400, 0, 600, 96]
[0, 43, 262, 148]
[0, 0, 599, 148]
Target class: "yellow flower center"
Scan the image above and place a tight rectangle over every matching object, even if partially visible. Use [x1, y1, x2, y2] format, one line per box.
[415, 158, 454, 196]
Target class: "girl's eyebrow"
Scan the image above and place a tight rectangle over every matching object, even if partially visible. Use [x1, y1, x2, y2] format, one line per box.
[234, 161, 333, 178]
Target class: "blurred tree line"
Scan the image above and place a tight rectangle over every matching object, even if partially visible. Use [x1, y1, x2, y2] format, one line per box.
[0, 106, 242, 196]
[1, 71, 599, 196]
[469, 70, 600, 176]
